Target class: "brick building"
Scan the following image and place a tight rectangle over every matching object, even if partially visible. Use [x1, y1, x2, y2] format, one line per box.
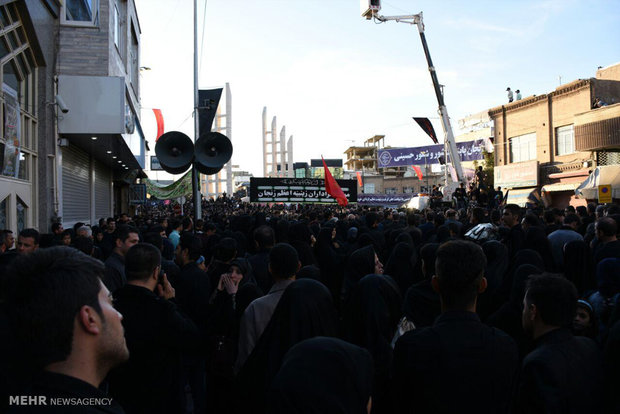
[489, 63, 620, 208]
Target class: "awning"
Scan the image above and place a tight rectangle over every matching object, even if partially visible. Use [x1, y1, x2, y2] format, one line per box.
[505, 187, 542, 208]
[541, 182, 581, 192]
[575, 165, 620, 199]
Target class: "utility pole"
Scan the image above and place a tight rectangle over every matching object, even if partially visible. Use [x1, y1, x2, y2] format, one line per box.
[192, 0, 201, 219]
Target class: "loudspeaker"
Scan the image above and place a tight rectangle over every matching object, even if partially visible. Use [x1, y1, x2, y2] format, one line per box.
[155, 131, 195, 174]
[195, 132, 233, 174]
[194, 164, 223, 175]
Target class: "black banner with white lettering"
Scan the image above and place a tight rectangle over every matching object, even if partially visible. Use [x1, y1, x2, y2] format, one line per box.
[250, 177, 357, 203]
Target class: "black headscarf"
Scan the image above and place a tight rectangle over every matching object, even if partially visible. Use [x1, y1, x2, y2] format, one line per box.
[499, 249, 545, 301]
[297, 265, 322, 282]
[341, 274, 401, 414]
[268, 337, 373, 414]
[487, 263, 541, 360]
[523, 226, 553, 270]
[478, 240, 510, 320]
[288, 222, 316, 267]
[564, 240, 596, 296]
[402, 243, 441, 329]
[341, 245, 376, 306]
[384, 242, 417, 294]
[237, 279, 338, 413]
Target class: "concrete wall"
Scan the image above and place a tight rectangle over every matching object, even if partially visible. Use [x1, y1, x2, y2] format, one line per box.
[57, 0, 110, 76]
[597, 63, 620, 81]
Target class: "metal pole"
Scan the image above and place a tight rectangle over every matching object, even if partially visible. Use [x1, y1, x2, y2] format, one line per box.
[192, 0, 202, 219]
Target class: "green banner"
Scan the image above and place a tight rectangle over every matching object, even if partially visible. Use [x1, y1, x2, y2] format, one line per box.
[145, 171, 193, 199]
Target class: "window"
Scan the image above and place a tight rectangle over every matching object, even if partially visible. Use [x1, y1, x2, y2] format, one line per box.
[509, 133, 536, 163]
[0, 196, 7, 230]
[113, 4, 121, 50]
[556, 125, 575, 156]
[363, 183, 375, 194]
[16, 196, 26, 232]
[129, 25, 139, 94]
[385, 187, 397, 195]
[403, 187, 415, 194]
[62, 0, 99, 26]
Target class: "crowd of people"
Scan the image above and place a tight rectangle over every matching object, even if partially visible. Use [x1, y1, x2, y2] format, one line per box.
[1, 196, 619, 413]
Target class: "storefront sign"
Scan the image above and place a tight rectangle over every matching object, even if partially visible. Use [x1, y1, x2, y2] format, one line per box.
[494, 161, 538, 188]
[250, 177, 357, 203]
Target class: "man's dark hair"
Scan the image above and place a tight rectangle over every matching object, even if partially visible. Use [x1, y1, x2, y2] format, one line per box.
[435, 240, 487, 309]
[51, 222, 62, 233]
[471, 208, 485, 224]
[19, 228, 40, 245]
[73, 236, 93, 256]
[543, 210, 555, 224]
[365, 212, 379, 228]
[114, 225, 138, 243]
[525, 273, 577, 328]
[143, 232, 164, 251]
[407, 213, 419, 226]
[607, 204, 620, 215]
[503, 204, 521, 218]
[149, 224, 164, 235]
[565, 206, 576, 214]
[215, 237, 237, 262]
[182, 217, 193, 230]
[4, 247, 104, 368]
[171, 219, 182, 231]
[587, 203, 597, 215]
[125, 243, 161, 282]
[523, 213, 540, 227]
[490, 209, 501, 223]
[564, 213, 580, 226]
[596, 217, 617, 237]
[204, 222, 216, 232]
[179, 232, 203, 261]
[576, 206, 588, 218]
[254, 225, 275, 249]
[1, 229, 13, 245]
[107, 217, 115, 224]
[269, 243, 299, 280]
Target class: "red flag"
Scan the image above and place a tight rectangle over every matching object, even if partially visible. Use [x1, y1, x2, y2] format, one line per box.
[322, 157, 348, 206]
[356, 171, 363, 187]
[412, 165, 423, 180]
[153, 109, 164, 141]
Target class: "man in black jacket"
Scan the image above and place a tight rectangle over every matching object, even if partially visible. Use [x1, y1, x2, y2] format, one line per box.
[103, 225, 139, 294]
[173, 233, 210, 414]
[517, 273, 603, 413]
[393, 240, 519, 413]
[108, 243, 206, 414]
[4, 247, 128, 413]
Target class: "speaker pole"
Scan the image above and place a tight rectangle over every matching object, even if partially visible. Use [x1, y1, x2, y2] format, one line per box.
[192, 0, 202, 220]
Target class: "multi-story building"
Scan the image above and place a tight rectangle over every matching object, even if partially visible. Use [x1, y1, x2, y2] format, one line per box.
[489, 63, 620, 208]
[0, 0, 146, 233]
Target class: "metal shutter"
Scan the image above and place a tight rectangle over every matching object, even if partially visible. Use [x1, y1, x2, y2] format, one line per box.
[62, 145, 90, 224]
[94, 160, 111, 220]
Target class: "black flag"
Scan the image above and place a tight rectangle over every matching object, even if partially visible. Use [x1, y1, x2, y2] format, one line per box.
[413, 117, 439, 144]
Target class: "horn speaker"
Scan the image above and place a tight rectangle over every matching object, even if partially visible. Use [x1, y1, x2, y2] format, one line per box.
[194, 132, 233, 174]
[155, 131, 194, 174]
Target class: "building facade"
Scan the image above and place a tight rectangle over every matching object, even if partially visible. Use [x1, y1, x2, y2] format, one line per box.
[0, 0, 145, 234]
[489, 63, 620, 208]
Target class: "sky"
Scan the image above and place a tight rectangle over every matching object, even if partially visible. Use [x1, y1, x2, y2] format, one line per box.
[135, 0, 620, 178]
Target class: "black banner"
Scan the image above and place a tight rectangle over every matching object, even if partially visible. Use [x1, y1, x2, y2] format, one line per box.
[250, 177, 357, 203]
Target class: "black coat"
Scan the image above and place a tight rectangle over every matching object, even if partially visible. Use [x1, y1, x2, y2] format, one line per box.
[516, 328, 603, 414]
[103, 252, 125, 294]
[174, 262, 212, 329]
[248, 250, 272, 294]
[393, 310, 519, 414]
[108, 285, 206, 414]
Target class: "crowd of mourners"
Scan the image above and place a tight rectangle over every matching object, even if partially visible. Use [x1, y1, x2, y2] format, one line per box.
[1, 195, 619, 414]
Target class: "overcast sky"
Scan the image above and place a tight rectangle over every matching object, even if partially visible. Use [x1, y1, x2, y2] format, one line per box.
[135, 0, 620, 177]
